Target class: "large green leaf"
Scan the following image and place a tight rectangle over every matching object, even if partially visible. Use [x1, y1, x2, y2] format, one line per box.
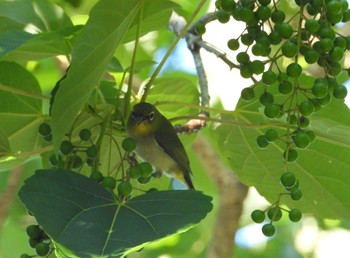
[212, 77, 350, 220]
[50, 0, 142, 150]
[0, 0, 72, 32]
[0, 61, 43, 170]
[18, 169, 213, 258]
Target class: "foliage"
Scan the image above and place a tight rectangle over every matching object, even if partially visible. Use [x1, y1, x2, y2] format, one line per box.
[0, 0, 349, 257]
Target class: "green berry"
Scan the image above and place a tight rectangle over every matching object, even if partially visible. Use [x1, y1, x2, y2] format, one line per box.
[146, 187, 159, 193]
[293, 130, 310, 149]
[312, 80, 328, 98]
[26, 225, 41, 240]
[72, 155, 83, 169]
[90, 171, 104, 182]
[137, 176, 151, 184]
[240, 65, 253, 78]
[262, 223, 275, 237]
[249, 60, 265, 74]
[290, 188, 303, 200]
[271, 10, 285, 24]
[79, 128, 92, 141]
[102, 176, 116, 190]
[195, 22, 206, 35]
[216, 10, 230, 23]
[286, 63, 302, 78]
[29, 238, 39, 248]
[38, 123, 51, 137]
[237, 52, 250, 64]
[307, 130, 316, 142]
[305, 19, 319, 33]
[267, 207, 282, 221]
[257, 135, 269, 148]
[139, 162, 153, 177]
[20, 254, 31, 258]
[326, 0, 342, 15]
[48, 153, 58, 166]
[265, 129, 278, 142]
[256, 6, 271, 21]
[304, 49, 319, 64]
[221, 0, 236, 11]
[287, 114, 298, 125]
[330, 47, 344, 62]
[276, 22, 293, 39]
[241, 33, 255, 46]
[320, 38, 334, 53]
[122, 137, 137, 152]
[252, 43, 266, 56]
[35, 242, 50, 256]
[129, 165, 142, 179]
[283, 148, 298, 162]
[333, 85, 347, 99]
[60, 140, 74, 155]
[117, 181, 133, 196]
[269, 30, 282, 45]
[278, 81, 293, 94]
[299, 100, 314, 116]
[227, 38, 240, 50]
[258, 0, 271, 5]
[259, 92, 274, 106]
[280, 171, 297, 188]
[251, 209, 265, 223]
[264, 103, 280, 118]
[241, 87, 255, 101]
[86, 145, 99, 159]
[289, 209, 302, 222]
[282, 42, 297, 57]
[262, 70, 277, 85]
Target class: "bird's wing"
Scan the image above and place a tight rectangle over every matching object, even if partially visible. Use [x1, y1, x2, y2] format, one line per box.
[153, 116, 192, 175]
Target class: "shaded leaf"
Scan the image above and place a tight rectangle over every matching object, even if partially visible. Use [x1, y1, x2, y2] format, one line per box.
[51, 0, 142, 150]
[212, 77, 350, 220]
[18, 169, 213, 258]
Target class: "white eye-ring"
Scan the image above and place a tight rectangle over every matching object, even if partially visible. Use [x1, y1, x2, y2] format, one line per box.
[148, 111, 154, 121]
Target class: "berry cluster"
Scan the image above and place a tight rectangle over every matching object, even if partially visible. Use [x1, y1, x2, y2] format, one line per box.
[212, 0, 349, 236]
[21, 224, 52, 257]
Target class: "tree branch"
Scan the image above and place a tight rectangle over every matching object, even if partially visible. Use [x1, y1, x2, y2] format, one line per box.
[192, 135, 249, 258]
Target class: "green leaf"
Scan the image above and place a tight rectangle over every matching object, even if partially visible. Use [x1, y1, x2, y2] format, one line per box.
[0, 0, 72, 32]
[147, 77, 200, 118]
[18, 169, 213, 258]
[212, 77, 350, 220]
[0, 128, 10, 157]
[51, 0, 142, 150]
[0, 61, 43, 159]
[122, 0, 180, 43]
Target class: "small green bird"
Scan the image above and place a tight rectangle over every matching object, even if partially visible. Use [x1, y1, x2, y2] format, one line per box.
[126, 102, 194, 189]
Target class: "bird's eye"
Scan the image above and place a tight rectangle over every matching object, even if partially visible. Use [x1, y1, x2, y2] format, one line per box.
[148, 111, 154, 121]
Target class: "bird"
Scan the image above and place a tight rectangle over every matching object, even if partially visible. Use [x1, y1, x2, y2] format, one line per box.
[126, 102, 194, 189]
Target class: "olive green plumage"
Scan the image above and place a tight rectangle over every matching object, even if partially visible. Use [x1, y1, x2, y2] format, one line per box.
[126, 102, 194, 189]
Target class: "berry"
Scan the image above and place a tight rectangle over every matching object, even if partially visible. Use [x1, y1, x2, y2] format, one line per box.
[299, 100, 314, 116]
[221, 0, 236, 11]
[289, 209, 302, 222]
[129, 165, 142, 179]
[280, 171, 297, 188]
[122, 137, 137, 152]
[86, 145, 99, 159]
[29, 238, 39, 248]
[240, 65, 253, 78]
[330, 47, 344, 62]
[72, 155, 83, 169]
[306, 130, 316, 142]
[304, 49, 319, 64]
[251, 209, 265, 223]
[48, 153, 58, 166]
[102, 176, 116, 190]
[26, 225, 41, 240]
[333, 85, 347, 99]
[217, 10, 230, 23]
[259, 92, 274, 105]
[276, 22, 293, 39]
[299, 116, 310, 128]
[35, 242, 50, 256]
[20, 254, 31, 258]
[320, 38, 334, 53]
[262, 70, 277, 85]
[227, 38, 240, 50]
[237, 52, 250, 64]
[283, 148, 298, 162]
[117, 181, 133, 196]
[139, 162, 153, 177]
[241, 33, 254, 46]
[249, 60, 265, 75]
[262, 223, 275, 237]
[38, 123, 51, 137]
[257, 135, 269, 148]
[137, 176, 151, 184]
[252, 43, 266, 56]
[271, 10, 285, 24]
[293, 130, 310, 149]
[79, 128, 92, 141]
[265, 129, 278, 142]
[282, 42, 297, 57]
[286, 63, 302, 78]
[60, 140, 74, 155]
[267, 207, 282, 221]
[312, 80, 328, 98]
[290, 188, 303, 200]
[195, 22, 206, 35]
[256, 6, 271, 21]
[278, 81, 293, 94]
[264, 103, 280, 118]
[90, 171, 104, 182]
[241, 87, 255, 101]
[305, 19, 320, 33]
